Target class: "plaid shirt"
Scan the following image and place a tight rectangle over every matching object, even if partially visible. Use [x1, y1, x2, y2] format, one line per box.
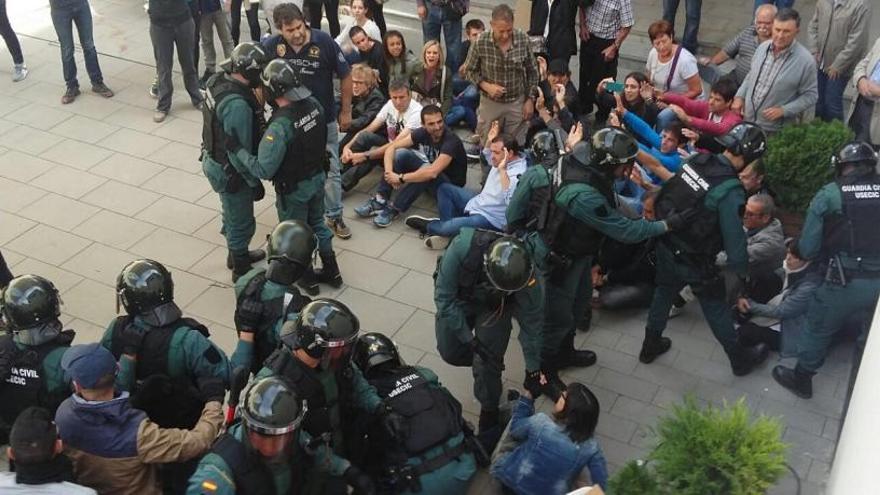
[464, 29, 540, 103]
[723, 26, 761, 85]
[751, 43, 793, 112]
[580, 0, 634, 41]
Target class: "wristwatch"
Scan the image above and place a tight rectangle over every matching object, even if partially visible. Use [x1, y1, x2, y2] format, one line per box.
[399, 173, 406, 184]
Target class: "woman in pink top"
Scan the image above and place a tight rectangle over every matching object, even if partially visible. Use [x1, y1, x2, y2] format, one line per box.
[661, 78, 743, 151]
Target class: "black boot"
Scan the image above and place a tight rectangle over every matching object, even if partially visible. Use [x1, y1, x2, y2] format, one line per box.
[230, 253, 254, 283]
[730, 342, 769, 376]
[772, 364, 813, 399]
[537, 366, 566, 401]
[226, 249, 266, 269]
[555, 331, 597, 369]
[297, 265, 320, 296]
[476, 408, 503, 454]
[316, 251, 343, 288]
[639, 334, 672, 364]
[578, 306, 592, 332]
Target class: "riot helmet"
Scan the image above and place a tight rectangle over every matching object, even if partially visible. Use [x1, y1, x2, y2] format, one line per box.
[116, 259, 174, 315]
[265, 220, 317, 285]
[240, 376, 306, 435]
[353, 332, 402, 375]
[280, 299, 360, 370]
[0, 275, 61, 331]
[220, 42, 268, 88]
[483, 237, 535, 293]
[831, 141, 878, 177]
[260, 59, 311, 103]
[590, 127, 639, 169]
[530, 130, 558, 166]
[715, 122, 767, 164]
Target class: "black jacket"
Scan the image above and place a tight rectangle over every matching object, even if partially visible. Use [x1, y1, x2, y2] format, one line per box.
[528, 0, 581, 60]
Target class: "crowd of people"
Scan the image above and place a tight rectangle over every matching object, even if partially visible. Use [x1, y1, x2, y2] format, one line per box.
[0, 0, 879, 494]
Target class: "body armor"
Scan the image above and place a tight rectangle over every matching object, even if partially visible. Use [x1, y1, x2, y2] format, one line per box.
[823, 173, 880, 260]
[268, 100, 328, 195]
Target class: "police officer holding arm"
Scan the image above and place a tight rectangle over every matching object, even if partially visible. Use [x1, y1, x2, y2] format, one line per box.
[773, 142, 880, 398]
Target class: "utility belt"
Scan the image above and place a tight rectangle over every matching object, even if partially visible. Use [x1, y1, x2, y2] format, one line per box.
[825, 255, 880, 286]
[222, 160, 244, 194]
[384, 441, 469, 493]
[273, 168, 322, 196]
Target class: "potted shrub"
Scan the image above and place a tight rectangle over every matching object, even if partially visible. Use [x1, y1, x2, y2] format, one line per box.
[763, 120, 853, 235]
[609, 398, 788, 495]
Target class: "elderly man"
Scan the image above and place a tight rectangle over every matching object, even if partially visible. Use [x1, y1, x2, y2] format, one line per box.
[699, 4, 776, 86]
[807, 0, 871, 122]
[732, 8, 818, 133]
[850, 36, 880, 149]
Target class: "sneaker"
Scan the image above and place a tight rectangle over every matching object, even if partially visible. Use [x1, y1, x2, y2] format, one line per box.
[149, 78, 159, 98]
[326, 217, 352, 239]
[373, 207, 399, 228]
[12, 64, 28, 82]
[424, 235, 449, 250]
[465, 142, 481, 160]
[466, 133, 481, 145]
[61, 86, 80, 104]
[354, 196, 386, 218]
[404, 215, 437, 235]
[91, 82, 114, 98]
[153, 110, 168, 123]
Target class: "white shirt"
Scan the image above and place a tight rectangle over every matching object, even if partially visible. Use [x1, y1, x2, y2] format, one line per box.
[374, 99, 423, 141]
[544, 0, 555, 38]
[465, 151, 528, 229]
[646, 46, 701, 96]
[335, 19, 382, 55]
[0, 472, 96, 495]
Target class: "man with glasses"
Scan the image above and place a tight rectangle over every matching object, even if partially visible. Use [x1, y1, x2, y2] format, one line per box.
[699, 4, 777, 86]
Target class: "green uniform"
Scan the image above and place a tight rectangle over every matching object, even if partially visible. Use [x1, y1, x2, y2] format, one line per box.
[231, 100, 334, 255]
[794, 182, 880, 373]
[506, 165, 667, 361]
[201, 77, 263, 257]
[185, 421, 349, 495]
[434, 227, 544, 411]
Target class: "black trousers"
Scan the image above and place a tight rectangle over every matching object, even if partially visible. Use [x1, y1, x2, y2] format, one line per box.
[230, 0, 261, 44]
[578, 36, 618, 116]
[850, 95, 877, 149]
[364, 0, 386, 37]
[0, 250, 12, 289]
[306, 0, 340, 37]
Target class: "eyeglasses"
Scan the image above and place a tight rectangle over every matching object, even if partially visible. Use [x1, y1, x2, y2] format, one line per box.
[743, 210, 767, 218]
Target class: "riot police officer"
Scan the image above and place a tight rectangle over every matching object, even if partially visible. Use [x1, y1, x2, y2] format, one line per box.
[773, 142, 880, 398]
[640, 123, 770, 376]
[234, 220, 317, 374]
[434, 228, 552, 450]
[507, 127, 680, 382]
[257, 298, 380, 494]
[352, 332, 478, 495]
[187, 376, 354, 494]
[202, 41, 269, 282]
[228, 58, 342, 296]
[0, 275, 74, 442]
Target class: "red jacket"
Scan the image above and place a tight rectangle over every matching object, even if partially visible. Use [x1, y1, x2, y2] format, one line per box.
[662, 93, 742, 137]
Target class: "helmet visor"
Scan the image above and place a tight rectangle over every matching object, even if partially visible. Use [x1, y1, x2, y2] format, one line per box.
[317, 333, 358, 371]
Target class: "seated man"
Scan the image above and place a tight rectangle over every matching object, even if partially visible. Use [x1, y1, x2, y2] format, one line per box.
[355, 104, 468, 228]
[349, 26, 388, 96]
[610, 105, 687, 185]
[660, 78, 743, 151]
[340, 63, 386, 151]
[405, 122, 527, 249]
[446, 19, 485, 132]
[527, 59, 580, 143]
[738, 160, 778, 199]
[340, 79, 423, 192]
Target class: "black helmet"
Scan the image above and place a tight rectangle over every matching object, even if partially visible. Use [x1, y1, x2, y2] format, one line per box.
[0, 275, 61, 331]
[590, 127, 638, 168]
[116, 259, 174, 315]
[261, 59, 311, 103]
[280, 299, 360, 370]
[715, 122, 767, 164]
[530, 130, 558, 166]
[240, 376, 306, 435]
[267, 220, 317, 268]
[221, 42, 268, 87]
[483, 237, 535, 293]
[831, 141, 878, 176]
[353, 332, 402, 374]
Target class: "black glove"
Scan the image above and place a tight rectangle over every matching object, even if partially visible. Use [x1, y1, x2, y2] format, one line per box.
[252, 182, 265, 202]
[382, 408, 405, 441]
[234, 298, 264, 333]
[523, 370, 544, 399]
[664, 208, 698, 232]
[343, 466, 375, 495]
[118, 325, 145, 356]
[197, 376, 227, 404]
[225, 132, 243, 153]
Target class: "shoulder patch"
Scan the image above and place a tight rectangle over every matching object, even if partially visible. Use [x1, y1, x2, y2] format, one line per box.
[308, 45, 321, 58]
[276, 44, 287, 57]
[201, 480, 218, 492]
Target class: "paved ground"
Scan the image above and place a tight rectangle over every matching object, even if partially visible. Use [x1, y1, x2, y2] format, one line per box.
[0, 0, 862, 492]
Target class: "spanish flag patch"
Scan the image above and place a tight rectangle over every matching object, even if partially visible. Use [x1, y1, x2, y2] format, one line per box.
[202, 480, 218, 492]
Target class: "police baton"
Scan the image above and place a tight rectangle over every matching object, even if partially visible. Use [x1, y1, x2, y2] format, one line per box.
[224, 366, 250, 427]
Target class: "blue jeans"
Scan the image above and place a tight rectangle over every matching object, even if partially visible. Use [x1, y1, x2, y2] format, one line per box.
[426, 183, 494, 236]
[754, 0, 794, 11]
[446, 83, 479, 130]
[655, 107, 679, 132]
[50, 0, 103, 89]
[662, 0, 701, 54]
[324, 122, 344, 219]
[815, 70, 849, 123]
[422, 3, 462, 73]
[378, 149, 449, 213]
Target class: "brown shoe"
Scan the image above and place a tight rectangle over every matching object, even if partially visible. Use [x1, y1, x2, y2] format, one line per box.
[91, 82, 114, 98]
[61, 87, 80, 104]
[326, 216, 352, 239]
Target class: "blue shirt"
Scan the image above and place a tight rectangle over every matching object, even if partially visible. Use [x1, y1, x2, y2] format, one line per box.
[870, 59, 880, 84]
[465, 150, 527, 229]
[263, 30, 351, 120]
[623, 110, 682, 183]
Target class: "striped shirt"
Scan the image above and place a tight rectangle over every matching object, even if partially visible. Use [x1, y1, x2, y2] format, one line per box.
[723, 26, 762, 85]
[579, 0, 634, 41]
[464, 29, 539, 103]
[751, 43, 793, 113]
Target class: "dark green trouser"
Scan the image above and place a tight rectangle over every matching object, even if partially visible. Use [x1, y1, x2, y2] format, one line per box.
[542, 255, 593, 361]
[276, 171, 334, 254]
[219, 187, 256, 255]
[645, 243, 740, 357]
[797, 277, 880, 373]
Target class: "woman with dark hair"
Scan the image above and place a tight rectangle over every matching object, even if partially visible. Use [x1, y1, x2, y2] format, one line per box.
[383, 30, 418, 82]
[491, 382, 608, 494]
[596, 72, 659, 128]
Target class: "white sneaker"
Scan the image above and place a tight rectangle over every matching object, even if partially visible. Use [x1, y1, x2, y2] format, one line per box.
[424, 236, 450, 250]
[12, 64, 28, 82]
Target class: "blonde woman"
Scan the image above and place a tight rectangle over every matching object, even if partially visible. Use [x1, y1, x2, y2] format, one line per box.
[341, 63, 385, 150]
[409, 40, 453, 114]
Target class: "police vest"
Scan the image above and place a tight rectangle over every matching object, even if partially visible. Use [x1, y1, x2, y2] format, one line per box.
[454, 229, 507, 305]
[109, 316, 211, 429]
[268, 99, 328, 195]
[654, 153, 741, 257]
[823, 173, 880, 260]
[370, 367, 463, 457]
[235, 271, 310, 374]
[0, 331, 74, 427]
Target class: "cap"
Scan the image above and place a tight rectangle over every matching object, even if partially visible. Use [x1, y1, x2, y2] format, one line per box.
[284, 85, 312, 102]
[61, 343, 117, 389]
[9, 407, 57, 463]
[547, 59, 569, 75]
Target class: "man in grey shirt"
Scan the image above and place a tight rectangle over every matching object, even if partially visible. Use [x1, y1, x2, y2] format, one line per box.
[699, 4, 776, 86]
[732, 8, 818, 133]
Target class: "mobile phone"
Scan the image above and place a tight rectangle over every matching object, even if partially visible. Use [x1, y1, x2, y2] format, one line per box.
[606, 82, 625, 93]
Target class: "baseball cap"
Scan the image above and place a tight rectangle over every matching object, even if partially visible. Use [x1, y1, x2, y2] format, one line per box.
[9, 407, 57, 463]
[548, 59, 570, 75]
[61, 343, 117, 389]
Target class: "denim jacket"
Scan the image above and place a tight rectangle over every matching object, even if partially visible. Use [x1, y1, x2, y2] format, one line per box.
[491, 397, 608, 494]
